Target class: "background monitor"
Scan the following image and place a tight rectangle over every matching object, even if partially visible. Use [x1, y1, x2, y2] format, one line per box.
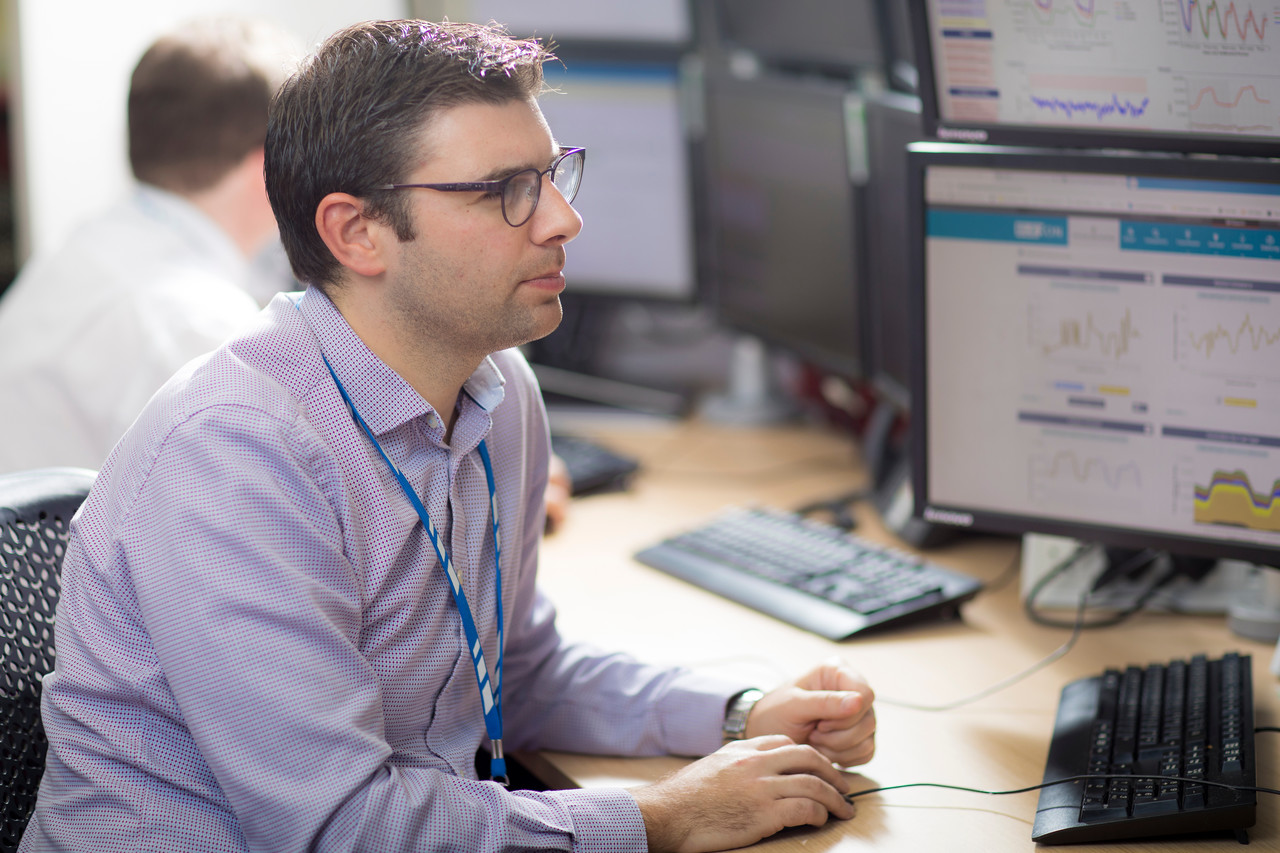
[908, 142, 1280, 567]
[540, 58, 701, 302]
[522, 57, 700, 415]
[537, 60, 698, 302]
[909, 0, 1280, 156]
[449, 0, 692, 45]
[699, 69, 869, 380]
[864, 90, 925, 409]
[882, 0, 921, 92]
[708, 0, 885, 75]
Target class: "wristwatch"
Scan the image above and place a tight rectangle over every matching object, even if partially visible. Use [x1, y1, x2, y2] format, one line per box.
[722, 688, 765, 742]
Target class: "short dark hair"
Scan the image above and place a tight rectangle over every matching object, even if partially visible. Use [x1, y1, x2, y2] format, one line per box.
[129, 17, 298, 193]
[265, 19, 552, 290]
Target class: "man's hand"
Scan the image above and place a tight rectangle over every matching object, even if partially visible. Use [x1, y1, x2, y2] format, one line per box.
[543, 453, 572, 534]
[632, 736, 854, 853]
[746, 658, 876, 767]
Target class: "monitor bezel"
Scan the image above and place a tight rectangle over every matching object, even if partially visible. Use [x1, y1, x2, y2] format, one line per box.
[906, 142, 1280, 567]
[906, 1, 1280, 159]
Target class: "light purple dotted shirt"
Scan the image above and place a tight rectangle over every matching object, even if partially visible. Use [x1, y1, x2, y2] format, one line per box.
[22, 288, 745, 852]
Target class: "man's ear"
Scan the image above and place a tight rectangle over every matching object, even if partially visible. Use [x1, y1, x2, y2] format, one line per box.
[314, 192, 390, 278]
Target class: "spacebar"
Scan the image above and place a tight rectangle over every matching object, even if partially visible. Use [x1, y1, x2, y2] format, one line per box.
[634, 544, 871, 640]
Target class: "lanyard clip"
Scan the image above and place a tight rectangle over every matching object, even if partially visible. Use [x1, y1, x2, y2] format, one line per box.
[490, 739, 509, 787]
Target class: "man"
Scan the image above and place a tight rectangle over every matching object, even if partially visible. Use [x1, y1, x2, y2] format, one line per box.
[0, 18, 297, 474]
[23, 20, 875, 853]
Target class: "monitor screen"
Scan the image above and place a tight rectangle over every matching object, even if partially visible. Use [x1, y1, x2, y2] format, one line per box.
[700, 70, 868, 379]
[710, 0, 885, 73]
[910, 0, 1280, 156]
[537, 61, 697, 301]
[909, 143, 1280, 566]
[455, 0, 692, 44]
[864, 91, 925, 407]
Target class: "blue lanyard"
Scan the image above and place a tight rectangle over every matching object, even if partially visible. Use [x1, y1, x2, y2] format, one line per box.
[316, 352, 508, 785]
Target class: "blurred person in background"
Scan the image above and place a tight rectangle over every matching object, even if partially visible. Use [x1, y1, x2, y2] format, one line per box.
[0, 17, 299, 474]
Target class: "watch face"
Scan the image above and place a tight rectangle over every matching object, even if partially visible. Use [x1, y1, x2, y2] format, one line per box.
[723, 689, 764, 740]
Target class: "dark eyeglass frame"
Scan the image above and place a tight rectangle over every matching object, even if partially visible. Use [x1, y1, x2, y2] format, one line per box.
[375, 146, 586, 228]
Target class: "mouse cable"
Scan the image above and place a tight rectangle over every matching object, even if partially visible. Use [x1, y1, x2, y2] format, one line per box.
[878, 592, 1089, 712]
[846, 772, 1280, 802]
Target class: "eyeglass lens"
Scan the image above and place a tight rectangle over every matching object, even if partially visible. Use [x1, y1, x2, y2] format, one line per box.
[503, 149, 584, 227]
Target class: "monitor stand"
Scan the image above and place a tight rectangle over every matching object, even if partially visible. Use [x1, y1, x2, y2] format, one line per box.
[1019, 534, 1248, 615]
[873, 457, 959, 550]
[861, 399, 957, 549]
[532, 363, 687, 418]
[789, 399, 956, 547]
[698, 335, 795, 426]
[527, 296, 690, 418]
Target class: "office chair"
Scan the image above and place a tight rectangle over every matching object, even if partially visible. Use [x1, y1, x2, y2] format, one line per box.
[0, 468, 95, 852]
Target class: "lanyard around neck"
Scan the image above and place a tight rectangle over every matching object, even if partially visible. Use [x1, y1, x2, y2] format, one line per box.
[315, 348, 508, 785]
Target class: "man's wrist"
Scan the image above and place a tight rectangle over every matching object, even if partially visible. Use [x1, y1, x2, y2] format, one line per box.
[721, 688, 765, 743]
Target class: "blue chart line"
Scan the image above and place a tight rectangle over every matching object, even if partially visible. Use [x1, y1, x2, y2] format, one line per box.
[1030, 93, 1152, 121]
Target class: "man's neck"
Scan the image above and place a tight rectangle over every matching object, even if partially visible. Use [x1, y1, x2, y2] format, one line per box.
[178, 149, 277, 259]
[328, 287, 482, 432]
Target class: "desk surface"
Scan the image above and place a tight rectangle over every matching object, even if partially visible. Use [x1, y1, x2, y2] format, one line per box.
[531, 418, 1278, 852]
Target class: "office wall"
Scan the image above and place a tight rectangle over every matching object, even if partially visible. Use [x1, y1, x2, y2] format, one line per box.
[6, 0, 405, 263]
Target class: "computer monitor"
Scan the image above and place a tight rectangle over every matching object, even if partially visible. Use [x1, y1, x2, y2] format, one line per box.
[909, 0, 1280, 157]
[452, 0, 692, 44]
[708, 0, 885, 75]
[881, 0, 920, 92]
[700, 69, 868, 380]
[908, 142, 1280, 567]
[864, 90, 925, 409]
[537, 60, 697, 301]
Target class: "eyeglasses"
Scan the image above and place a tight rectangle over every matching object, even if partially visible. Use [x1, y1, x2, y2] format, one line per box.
[376, 146, 586, 228]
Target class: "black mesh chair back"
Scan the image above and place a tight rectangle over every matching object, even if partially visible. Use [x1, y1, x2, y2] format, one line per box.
[0, 468, 95, 852]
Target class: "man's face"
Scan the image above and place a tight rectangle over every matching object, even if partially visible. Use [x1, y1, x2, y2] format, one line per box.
[379, 98, 584, 362]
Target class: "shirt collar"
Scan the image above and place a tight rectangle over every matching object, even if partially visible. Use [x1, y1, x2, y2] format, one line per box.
[295, 287, 506, 437]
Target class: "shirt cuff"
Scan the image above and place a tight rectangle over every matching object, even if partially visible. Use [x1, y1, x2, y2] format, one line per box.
[655, 672, 754, 757]
[561, 786, 649, 853]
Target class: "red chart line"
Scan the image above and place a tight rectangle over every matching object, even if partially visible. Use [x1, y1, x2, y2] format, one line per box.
[1188, 84, 1272, 110]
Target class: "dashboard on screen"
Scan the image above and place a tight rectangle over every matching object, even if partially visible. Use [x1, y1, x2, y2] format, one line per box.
[909, 143, 1280, 566]
[909, 0, 1280, 156]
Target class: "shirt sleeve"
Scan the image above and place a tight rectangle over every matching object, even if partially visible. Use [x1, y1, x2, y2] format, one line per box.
[491, 350, 748, 760]
[56, 404, 646, 853]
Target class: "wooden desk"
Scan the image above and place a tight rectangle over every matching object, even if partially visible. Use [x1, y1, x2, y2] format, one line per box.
[532, 418, 1279, 852]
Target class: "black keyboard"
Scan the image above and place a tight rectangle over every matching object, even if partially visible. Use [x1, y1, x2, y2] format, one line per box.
[633, 506, 982, 640]
[1033, 652, 1256, 844]
[550, 433, 640, 495]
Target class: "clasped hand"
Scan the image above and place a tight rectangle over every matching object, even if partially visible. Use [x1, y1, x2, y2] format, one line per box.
[634, 658, 876, 853]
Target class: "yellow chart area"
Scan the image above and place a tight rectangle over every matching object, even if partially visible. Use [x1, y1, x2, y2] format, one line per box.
[1193, 468, 1280, 531]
